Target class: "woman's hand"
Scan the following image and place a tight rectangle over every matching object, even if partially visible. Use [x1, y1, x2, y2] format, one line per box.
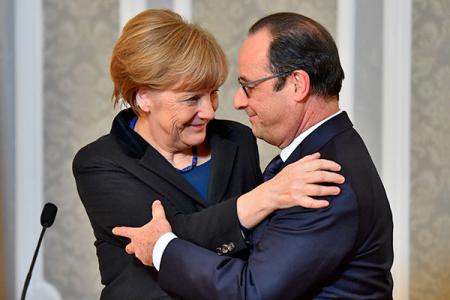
[264, 152, 344, 210]
[237, 153, 345, 229]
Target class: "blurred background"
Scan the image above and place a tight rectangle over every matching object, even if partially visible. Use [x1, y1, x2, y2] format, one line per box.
[0, 0, 449, 299]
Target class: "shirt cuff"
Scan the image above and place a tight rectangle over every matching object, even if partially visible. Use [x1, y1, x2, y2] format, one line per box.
[153, 232, 178, 271]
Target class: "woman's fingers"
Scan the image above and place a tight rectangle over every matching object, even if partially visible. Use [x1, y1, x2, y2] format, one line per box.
[297, 196, 329, 208]
[302, 170, 345, 185]
[298, 152, 321, 163]
[304, 159, 341, 172]
[290, 157, 341, 173]
[298, 183, 341, 197]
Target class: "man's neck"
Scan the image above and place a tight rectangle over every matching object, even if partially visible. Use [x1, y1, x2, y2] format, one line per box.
[294, 97, 339, 141]
[280, 109, 342, 161]
[277, 96, 339, 149]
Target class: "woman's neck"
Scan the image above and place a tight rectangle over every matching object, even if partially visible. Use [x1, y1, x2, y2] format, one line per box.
[134, 117, 210, 169]
[161, 143, 211, 170]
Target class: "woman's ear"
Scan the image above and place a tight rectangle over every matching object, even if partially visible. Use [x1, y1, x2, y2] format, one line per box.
[291, 70, 310, 102]
[136, 89, 152, 113]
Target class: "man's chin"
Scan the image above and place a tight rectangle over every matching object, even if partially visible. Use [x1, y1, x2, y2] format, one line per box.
[251, 126, 263, 140]
[251, 126, 277, 146]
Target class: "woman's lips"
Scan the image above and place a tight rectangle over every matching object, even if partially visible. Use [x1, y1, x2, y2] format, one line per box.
[188, 123, 206, 130]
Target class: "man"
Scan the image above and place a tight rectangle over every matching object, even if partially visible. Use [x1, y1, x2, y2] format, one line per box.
[114, 12, 394, 299]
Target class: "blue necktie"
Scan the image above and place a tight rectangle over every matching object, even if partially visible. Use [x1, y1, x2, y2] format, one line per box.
[245, 154, 284, 245]
[262, 155, 283, 181]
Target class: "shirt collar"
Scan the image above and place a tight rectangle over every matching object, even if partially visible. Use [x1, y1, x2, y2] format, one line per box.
[280, 110, 342, 162]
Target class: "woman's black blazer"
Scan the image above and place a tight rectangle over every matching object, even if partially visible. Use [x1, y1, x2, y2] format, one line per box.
[73, 109, 262, 299]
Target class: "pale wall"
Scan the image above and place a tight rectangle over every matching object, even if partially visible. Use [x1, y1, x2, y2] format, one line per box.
[410, 0, 450, 299]
[42, 1, 117, 299]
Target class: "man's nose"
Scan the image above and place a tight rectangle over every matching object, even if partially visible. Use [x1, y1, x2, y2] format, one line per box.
[233, 88, 248, 110]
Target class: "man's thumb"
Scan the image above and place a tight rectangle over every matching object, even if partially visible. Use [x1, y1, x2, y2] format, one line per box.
[152, 200, 166, 219]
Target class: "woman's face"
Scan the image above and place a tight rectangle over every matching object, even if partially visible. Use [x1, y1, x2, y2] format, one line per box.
[137, 87, 219, 152]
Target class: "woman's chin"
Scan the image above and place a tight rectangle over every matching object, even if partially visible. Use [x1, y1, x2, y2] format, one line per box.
[182, 132, 207, 147]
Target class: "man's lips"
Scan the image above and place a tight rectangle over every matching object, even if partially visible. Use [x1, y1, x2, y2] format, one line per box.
[248, 115, 257, 122]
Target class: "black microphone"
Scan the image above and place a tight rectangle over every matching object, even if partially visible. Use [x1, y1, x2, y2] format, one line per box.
[21, 203, 58, 300]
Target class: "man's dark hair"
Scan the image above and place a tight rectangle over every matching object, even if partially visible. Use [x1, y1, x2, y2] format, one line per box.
[249, 12, 345, 98]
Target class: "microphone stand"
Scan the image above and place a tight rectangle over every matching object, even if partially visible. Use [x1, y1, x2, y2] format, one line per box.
[20, 226, 47, 300]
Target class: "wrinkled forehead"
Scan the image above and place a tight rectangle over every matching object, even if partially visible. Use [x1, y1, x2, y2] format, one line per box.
[238, 29, 273, 77]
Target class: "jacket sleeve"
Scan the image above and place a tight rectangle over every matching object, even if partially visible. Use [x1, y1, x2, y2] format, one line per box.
[158, 182, 359, 300]
[163, 197, 247, 254]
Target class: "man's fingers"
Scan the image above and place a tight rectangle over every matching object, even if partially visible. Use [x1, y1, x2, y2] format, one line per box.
[152, 200, 167, 219]
[112, 226, 134, 239]
[125, 243, 135, 254]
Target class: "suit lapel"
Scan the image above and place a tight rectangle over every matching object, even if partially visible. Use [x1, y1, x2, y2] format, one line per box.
[207, 132, 238, 205]
[284, 111, 353, 166]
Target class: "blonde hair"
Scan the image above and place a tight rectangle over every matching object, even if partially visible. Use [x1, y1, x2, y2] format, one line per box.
[110, 9, 228, 113]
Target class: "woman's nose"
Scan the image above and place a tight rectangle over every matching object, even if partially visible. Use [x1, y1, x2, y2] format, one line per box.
[198, 98, 215, 120]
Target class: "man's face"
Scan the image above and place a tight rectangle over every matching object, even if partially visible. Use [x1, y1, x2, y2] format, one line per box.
[234, 29, 295, 148]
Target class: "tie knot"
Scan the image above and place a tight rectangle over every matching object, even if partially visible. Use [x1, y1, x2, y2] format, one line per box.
[262, 155, 283, 181]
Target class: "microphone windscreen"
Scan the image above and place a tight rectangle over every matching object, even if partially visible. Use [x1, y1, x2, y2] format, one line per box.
[40, 203, 58, 227]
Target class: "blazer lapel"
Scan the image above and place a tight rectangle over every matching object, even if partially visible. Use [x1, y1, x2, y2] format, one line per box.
[110, 108, 206, 208]
[138, 146, 207, 208]
[207, 131, 238, 205]
[111, 109, 240, 208]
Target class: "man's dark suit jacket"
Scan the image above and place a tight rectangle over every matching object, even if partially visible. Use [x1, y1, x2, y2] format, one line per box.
[73, 108, 262, 299]
[158, 112, 394, 299]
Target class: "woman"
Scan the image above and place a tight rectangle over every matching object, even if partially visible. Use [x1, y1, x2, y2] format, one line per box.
[73, 9, 343, 299]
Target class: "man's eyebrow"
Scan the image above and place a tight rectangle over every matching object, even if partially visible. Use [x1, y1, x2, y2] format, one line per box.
[238, 75, 250, 82]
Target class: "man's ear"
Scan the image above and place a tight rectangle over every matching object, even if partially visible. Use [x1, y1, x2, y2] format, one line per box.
[291, 70, 310, 102]
[136, 89, 152, 113]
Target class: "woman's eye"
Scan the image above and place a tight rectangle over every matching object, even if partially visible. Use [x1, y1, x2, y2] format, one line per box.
[184, 95, 200, 103]
[211, 90, 219, 98]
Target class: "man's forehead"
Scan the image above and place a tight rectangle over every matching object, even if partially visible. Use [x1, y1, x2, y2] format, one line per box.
[238, 29, 272, 76]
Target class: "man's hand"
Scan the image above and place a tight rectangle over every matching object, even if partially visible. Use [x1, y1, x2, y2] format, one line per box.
[112, 200, 172, 266]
